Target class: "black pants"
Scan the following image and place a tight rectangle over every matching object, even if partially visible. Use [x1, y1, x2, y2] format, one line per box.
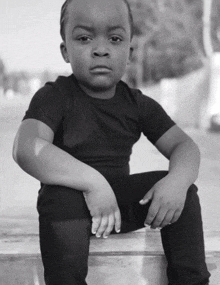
[38, 171, 210, 285]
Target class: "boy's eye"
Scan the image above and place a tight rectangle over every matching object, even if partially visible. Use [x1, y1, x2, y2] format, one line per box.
[110, 36, 122, 43]
[77, 36, 92, 43]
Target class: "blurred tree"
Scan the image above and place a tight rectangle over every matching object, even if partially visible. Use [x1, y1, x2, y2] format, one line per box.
[3, 71, 30, 95]
[211, 0, 220, 51]
[127, 0, 208, 85]
[203, 0, 213, 57]
[0, 58, 5, 75]
[0, 57, 6, 89]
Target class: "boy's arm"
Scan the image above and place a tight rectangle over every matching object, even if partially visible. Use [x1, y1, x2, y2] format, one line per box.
[13, 118, 99, 190]
[13, 119, 121, 237]
[155, 125, 200, 186]
[140, 125, 200, 229]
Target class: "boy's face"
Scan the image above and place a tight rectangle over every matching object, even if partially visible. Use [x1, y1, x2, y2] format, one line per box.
[60, 0, 132, 93]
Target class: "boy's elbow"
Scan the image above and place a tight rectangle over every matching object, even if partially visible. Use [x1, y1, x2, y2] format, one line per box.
[12, 135, 29, 167]
[12, 142, 24, 166]
[12, 137, 19, 163]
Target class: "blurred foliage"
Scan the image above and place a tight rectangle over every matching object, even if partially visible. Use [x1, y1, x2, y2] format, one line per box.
[0, 58, 65, 96]
[0, 58, 6, 89]
[0, 0, 220, 92]
[4, 72, 30, 93]
[128, 0, 220, 84]
[212, 0, 220, 51]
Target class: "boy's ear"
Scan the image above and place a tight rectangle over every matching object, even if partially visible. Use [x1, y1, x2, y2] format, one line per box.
[60, 42, 69, 63]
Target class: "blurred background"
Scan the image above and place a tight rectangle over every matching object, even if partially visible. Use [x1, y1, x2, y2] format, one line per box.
[0, 0, 220, 230]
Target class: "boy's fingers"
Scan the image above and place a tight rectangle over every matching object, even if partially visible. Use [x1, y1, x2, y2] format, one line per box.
[103, 214, 115, 238]
[150, 208, 167, 229]
[139, 189, 153, 205]
[114, 209, 121, 233]
[170, 209, 182, 224]
[96, 216, 108, 238]
[159, 210, 174, 228]
[145, 200, 160, 226]
[91, 216, 101, 235]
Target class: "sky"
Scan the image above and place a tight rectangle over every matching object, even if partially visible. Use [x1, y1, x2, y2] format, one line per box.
[0, 0, 70, 73]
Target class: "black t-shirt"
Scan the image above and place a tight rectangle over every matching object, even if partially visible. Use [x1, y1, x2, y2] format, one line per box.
[23, 74, 175, 180]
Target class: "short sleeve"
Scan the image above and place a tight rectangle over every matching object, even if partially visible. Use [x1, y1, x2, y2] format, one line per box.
[23, 83, 65, 132]
[135, 89, 176, 144]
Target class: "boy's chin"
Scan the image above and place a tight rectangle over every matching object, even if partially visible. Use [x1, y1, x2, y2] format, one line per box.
[82, 78, 118, 92]
[90, 83, 115, 92]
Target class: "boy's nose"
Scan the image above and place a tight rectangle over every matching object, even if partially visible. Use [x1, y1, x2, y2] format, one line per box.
[92, 43, 110, 57]
[93, 50, 109, 57]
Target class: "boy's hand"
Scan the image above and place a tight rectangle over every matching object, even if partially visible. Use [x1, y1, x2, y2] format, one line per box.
[139, 176, 188, 229]
[83, 178, 121, 238]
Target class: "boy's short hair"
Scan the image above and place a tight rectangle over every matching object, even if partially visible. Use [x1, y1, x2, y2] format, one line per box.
[60, 0, 134, 42]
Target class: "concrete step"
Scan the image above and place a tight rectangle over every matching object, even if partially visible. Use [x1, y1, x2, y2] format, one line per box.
[0, 227, 219, 285]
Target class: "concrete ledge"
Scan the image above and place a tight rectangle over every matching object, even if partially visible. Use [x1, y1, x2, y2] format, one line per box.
[0, 228, 219, 285]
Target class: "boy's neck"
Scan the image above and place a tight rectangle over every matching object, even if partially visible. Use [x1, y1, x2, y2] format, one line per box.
[79, 84, 116, 100]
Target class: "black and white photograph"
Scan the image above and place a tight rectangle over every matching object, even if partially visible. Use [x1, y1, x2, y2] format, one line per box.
[0, 0, 220, 284]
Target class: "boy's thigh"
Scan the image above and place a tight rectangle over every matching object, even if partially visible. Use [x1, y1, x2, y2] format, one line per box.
[111, 171, 168, 204]
[37, 185, 91, 221]
[111, 171, 168, 232]
[112, 172, 200, 233]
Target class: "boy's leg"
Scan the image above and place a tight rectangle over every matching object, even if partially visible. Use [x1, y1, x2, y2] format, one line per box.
[111, 172, 210, 285]
[38, 186, 92, 285]
[160, 184, 210, 285]
[40, 218, 91, 285]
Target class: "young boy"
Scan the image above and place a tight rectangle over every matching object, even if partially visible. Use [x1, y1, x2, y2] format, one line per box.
[13, 0, 210, 284]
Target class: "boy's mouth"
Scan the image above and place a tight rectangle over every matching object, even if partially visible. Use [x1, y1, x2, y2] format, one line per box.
[90, 65, 112, 73]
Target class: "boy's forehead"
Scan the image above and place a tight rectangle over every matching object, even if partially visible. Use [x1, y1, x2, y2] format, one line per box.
[67, 0, 130, 31]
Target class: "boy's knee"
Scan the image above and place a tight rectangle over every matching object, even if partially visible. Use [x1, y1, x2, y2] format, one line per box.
[188, 183, 198, 193]
[186, 184, 200, 205]
[183, 184, 201, 215]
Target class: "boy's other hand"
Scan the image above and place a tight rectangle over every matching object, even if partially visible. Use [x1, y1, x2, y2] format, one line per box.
[83, 178, 121, 238]
[139, 176, 188, 229]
